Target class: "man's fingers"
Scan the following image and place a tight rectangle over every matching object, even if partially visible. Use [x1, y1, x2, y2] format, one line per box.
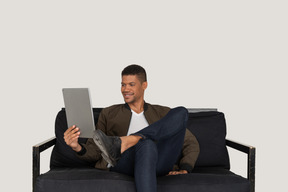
[167, 170, 188, 176]
[168, 171, 175, 175]
[72, 127, 80, 134]
[66, 134, 80, 145]
[65, 131, 79, 140]
[64, 126, 79, 138]
[64, 126, 80, 145]
[64, 125, 76, 136]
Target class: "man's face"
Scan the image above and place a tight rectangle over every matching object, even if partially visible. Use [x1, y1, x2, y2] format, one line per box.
[121, 75, 147, 104]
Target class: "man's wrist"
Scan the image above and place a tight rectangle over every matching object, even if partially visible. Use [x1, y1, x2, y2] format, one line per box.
[75, 144, 87, 156]
[179, 163, 193, 173]
[72, 144, 82, 152]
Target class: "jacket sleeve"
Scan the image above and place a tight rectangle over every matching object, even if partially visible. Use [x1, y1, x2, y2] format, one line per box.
[76, 109, 108, 168]
[178, 129, 200, 173]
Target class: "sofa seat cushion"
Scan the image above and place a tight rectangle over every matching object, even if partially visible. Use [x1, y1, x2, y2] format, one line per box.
[36, 168, 250, 192]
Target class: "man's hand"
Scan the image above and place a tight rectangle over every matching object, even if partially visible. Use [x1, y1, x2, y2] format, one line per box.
[167, 170, 188, 176]
[64, 125, 82, 152]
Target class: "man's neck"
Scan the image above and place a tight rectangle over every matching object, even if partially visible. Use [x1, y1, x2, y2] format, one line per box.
[128, 100, 145, 114]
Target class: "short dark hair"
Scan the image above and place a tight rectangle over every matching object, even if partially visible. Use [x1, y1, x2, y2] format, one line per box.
[122, 64, 147, 83]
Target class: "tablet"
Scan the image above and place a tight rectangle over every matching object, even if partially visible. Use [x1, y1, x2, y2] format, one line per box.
[62, 88, 95, 138]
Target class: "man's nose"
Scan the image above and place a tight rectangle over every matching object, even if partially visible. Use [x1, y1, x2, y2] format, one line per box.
[123, 85, 130, 92]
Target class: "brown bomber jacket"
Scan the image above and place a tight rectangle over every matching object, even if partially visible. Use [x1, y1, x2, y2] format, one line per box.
[77, 103, 200, 172]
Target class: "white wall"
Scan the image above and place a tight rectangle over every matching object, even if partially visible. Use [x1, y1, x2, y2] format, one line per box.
[1, 1, 287, 191]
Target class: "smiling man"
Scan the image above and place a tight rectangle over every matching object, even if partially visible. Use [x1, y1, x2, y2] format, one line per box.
[64, 64, 200, 192]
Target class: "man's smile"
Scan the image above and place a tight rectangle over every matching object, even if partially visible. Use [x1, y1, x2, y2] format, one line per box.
[123, 93, 134, 98]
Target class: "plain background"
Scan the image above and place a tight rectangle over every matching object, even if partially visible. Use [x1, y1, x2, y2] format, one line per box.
[1, 1, 287, 191]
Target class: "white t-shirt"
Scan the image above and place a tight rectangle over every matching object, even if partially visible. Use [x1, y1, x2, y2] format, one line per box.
[108, 110, 149, 168]
[127, 110, 149, 136]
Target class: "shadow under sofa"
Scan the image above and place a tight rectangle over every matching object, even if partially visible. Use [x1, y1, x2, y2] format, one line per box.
[33, 108, 255, 192]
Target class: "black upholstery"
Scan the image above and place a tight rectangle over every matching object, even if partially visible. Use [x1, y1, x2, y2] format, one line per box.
[187, 111, 230, 169]
[36, 168, 249, 192]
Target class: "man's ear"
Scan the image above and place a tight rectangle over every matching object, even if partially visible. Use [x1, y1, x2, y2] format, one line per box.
[142, 81, 148, 90]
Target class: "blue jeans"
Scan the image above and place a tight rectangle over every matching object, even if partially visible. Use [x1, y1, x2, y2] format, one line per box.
[110, 107, 188, 192]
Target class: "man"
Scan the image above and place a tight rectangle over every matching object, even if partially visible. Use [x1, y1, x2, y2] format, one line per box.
[64, 64, 199, 192]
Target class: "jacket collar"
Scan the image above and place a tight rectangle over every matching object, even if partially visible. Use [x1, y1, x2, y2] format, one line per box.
[124, 102, 149, 111]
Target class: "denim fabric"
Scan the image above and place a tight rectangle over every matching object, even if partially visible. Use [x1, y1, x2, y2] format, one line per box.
[110, 107, 188, 192]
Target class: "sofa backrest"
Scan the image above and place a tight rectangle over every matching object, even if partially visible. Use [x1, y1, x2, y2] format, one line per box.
[50, 108, 230, 170]
[186, 110, 230, 169]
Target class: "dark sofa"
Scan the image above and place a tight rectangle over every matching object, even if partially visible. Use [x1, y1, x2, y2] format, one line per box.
[33, 108, 255, 192]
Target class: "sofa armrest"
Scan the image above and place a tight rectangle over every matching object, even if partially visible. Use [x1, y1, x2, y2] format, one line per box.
[226, 139, 256, 192]
[33, 137, 56, 192]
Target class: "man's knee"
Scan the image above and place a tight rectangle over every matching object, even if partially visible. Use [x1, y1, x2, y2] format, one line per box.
[172, 106, 188, 121]
[135, 139, 158, 159]
[136, 139, 156, 150]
